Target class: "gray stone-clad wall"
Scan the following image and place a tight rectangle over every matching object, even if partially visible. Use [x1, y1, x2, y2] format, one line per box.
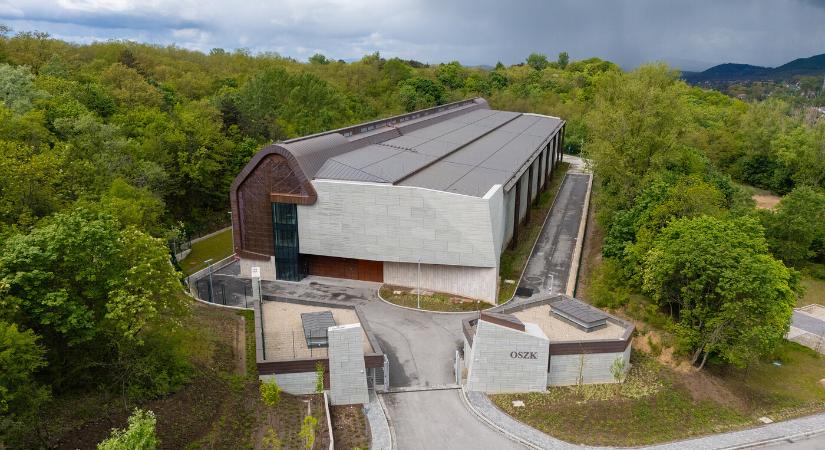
[466, 320, 549, 393]
[384, 262, 498, 303]
[299, 180, 502, 268]
[261, 372, 317, 395]
[328, 324, 369, 405]
[547, 344, 631, 386]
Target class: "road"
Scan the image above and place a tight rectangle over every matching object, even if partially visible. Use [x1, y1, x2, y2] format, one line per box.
[514, 172, 590, 304]
[382, 390, 520, 450]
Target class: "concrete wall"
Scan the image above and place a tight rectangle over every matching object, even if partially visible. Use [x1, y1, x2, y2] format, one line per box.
[517, 175, 529, 223]
[502, 187, 516, 251]
[239, 256, 277, 281]
[466, 320, 549, 393]
[261, 372, 317, 395]
[299, 180, 503, 268]
[384, 262, 498, 303]
[547, 344, 631, 386]
[328, 324, 369, 405]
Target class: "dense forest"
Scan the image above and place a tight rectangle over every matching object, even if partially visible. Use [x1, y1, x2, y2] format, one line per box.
[1, 26, 825, 447]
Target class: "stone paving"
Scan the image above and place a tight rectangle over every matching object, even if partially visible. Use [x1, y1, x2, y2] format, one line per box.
[364, 393, 392, 450]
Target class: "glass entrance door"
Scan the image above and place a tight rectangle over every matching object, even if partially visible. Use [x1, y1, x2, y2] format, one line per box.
[272, 203, 302, 281]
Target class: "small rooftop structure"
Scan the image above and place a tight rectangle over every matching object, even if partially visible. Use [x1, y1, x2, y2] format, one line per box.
[300, 310, 336, 347]
[551, 298, 608, 332]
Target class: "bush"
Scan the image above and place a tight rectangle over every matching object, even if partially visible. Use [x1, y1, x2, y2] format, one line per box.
[590, 258, 630, 308]
[260, 379, 281, 407]
[97, 409, 158, 450]
[299, 415, 318, 449]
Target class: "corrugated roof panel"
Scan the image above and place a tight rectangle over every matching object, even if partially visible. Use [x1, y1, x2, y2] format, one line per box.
[314, 159, 389, 183]
[497, 115, 542, 134]
[523, 117, 561, 137]
[448, 108, 499, 124]
[443, 167, 511, 197]
[331, 144, 403, 169]
[443, 130, 518, 165]
[381, 135, 430, 149]
[400, 161, 475, 192]
[361, 152, 437, 183]
[479, 133, 547, 172]
[437, 124, 493, 145]
[413, 140, 459, 158]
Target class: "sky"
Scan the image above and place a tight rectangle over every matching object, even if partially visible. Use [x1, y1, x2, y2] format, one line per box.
[1, 0, 825, 71]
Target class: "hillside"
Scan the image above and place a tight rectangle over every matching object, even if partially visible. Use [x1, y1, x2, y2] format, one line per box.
[683, 53, 825, 83]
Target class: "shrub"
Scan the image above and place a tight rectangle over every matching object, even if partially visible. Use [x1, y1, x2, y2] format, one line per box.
[315, 362, 324, 393]
[299, 415, 318, 449]
[97, 409, 158, 450]
[260, 379, 281, 407]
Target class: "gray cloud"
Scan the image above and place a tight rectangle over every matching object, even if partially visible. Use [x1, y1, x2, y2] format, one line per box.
[1, 0, 824, 70]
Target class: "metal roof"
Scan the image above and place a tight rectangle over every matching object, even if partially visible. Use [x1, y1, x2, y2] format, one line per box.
[273, 97, 564, 197]
[301, 310, 336, 347]
[550, 298, 608, 332]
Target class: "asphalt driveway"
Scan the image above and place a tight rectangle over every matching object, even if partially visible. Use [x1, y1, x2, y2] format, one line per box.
[514, 172, 590, 304]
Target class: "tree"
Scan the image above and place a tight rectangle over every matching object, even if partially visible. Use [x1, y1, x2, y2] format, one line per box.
[398, 77, 445, 111]
[0, 208, 189, 392]
[0, 321, 50, 443]
[584, 64, 692, 219]
[436, 61, 466, 89]
[643, 216, 797, 369]
[97, 409, 158, 450]
[299, 415, 317, 449]
[557, 51, 569, 69]
[308, 53, 330, 65]
[759, 186, 825, 265]
[260, 379, 281, 407]
[526, 52, 549, 71]
[100, 63, 162, 108]
[0, 63, 44, 112]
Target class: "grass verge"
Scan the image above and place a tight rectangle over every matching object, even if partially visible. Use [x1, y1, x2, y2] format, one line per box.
[492, 342, 825, 447]
[799, 276, 825, 308]
[498, 162, 571, 302]
[380, 284, 492, 312]
[330, 404, 370, 450]
[180, 228, 234, 275]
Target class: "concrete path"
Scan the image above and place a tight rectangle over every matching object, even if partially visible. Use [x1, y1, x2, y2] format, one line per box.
[792, 310, 825, 336]
[383, 389, 521, 450]
[512, 172, 591, 305]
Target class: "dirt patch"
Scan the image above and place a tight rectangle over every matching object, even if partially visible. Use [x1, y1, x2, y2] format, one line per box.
[575, 193, 603, 301]
[330, 404, 370, 450]
[753, 194, 781, 210]
[380, 284, 492, 312]
[678, 370, 749, 412]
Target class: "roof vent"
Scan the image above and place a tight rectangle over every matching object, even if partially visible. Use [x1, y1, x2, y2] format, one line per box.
[301, 311, 336, 347]
[551, 299, 608, 332]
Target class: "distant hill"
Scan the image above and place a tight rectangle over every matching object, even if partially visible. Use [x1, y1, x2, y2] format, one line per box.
[683, 53, 825, 83]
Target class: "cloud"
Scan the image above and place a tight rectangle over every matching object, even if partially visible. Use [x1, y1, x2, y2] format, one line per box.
[1, 0, 824, 69]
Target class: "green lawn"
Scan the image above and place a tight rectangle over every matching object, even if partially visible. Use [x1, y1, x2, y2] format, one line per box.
[799, 276, 825, 307]
[498, 162, 571, 302]
[492, 342, 825, 446]
[380, 285, 492, 312]
[180, 228, 234, 275]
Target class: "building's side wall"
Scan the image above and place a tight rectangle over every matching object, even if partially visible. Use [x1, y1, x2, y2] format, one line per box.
[328, 324, 369, 405]
[502, 187, 516, 250]
[299, 180, 501, 268]
[239, 256, 277, 280]
[517, 175, 529, 222]
[530, 158, 540, 203]
[547, 344, 632, 386]
[261, 372, 317, 395]
[466, 321, 549, 393]
[384, 262, 498, 303]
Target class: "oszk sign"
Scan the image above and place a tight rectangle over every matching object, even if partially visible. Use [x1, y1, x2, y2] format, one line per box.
[510, 351, 538, 359]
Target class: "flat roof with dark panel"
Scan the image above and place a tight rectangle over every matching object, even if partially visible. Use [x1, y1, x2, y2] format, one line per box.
[291, 99, 563, 197]
[301, 310, 336, 347]
[551, 298, 608, 332]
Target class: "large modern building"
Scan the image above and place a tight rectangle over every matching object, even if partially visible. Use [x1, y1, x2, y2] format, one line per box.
[230, 98, 566, 302]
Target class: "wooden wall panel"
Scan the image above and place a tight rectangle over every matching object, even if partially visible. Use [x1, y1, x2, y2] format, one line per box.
[306, 255, 383, 282]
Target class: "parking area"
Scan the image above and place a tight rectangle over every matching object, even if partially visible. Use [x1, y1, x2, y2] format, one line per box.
[788, 305, 825, 354]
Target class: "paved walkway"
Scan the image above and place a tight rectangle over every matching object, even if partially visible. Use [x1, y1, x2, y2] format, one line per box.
[510, 172, 591, 306]
[364, 393, 392, 450]
[465, 390, 825, 449]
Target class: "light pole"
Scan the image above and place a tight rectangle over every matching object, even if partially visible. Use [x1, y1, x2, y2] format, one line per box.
[417, 257, 421, 309]
[204, 258, 214, 303]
